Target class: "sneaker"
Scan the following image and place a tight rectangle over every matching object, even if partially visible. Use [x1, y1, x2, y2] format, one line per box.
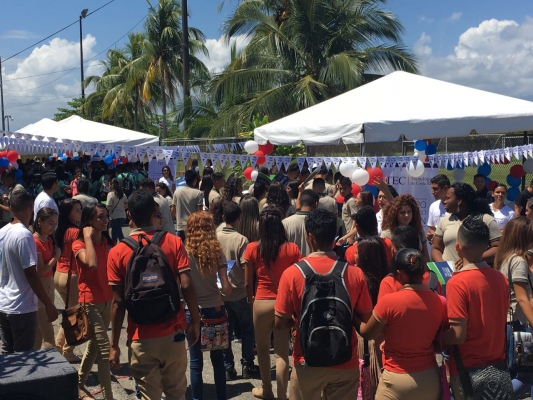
[78, 385, 95, 400]
[226, 368, 238, 381]
[252, 386, 275, 400]
[243, 364, 261, 379]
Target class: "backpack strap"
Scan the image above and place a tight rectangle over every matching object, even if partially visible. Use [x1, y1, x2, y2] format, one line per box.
[122, 236, 140, 251]
[428, 270, 439, 292]
[295, 258, 348, 279]
[152, 230, 167, 246]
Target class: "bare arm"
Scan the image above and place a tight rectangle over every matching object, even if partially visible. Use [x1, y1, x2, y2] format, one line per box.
[180, 270, 200, 347]
[514, 282, 533, 327]
[515, 204, 523, 216]
[275, 314, 295, 331]
[244, 261, 255, 303]
[373, 178, 394, 203]
[354, 313, 385, 341]
[481, 240, 499, 264]
[218, 267, 232, 296]
[443, 319, 467, 345]
[431, 236, 445, 262]
[110, 285, 126, 369]
[36, 247, 60, 276]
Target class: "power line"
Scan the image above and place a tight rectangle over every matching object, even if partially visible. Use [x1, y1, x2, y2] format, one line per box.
[4, 95, 81, 110]
[2, 0, 115, 64]
[4, 69, 77, 82]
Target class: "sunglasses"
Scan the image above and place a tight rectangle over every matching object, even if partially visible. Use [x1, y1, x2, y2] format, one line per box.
[156, 213, 163, 219]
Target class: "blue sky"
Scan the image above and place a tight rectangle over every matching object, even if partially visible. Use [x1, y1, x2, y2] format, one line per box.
[1, 0, 533, 130]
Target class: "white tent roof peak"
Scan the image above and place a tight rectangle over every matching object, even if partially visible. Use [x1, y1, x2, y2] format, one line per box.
[254, 71, 533, 145]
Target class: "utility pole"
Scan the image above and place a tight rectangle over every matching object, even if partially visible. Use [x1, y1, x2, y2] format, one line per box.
[182, 0, 191, 132]
[0, 57, 5, 131]
[80, 9, 88, 99]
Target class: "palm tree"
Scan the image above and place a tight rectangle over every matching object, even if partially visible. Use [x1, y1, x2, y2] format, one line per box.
[142, 0, 209, 140]
[210, 0, 418, 136]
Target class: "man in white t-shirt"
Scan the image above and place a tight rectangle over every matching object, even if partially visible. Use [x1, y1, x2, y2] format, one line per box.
[427, 174, 450, 244]
[33, 171, 59, 217]
[171, 170, 204, 242]
[0, 190, 58, 353]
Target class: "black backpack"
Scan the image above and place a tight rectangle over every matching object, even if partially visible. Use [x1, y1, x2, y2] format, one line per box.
[123, 231, 181, 325]
[296, 258, 353, 367]
[120, 173, 134, 196]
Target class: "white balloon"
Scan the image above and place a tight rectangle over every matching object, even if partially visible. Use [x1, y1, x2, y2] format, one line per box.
[9, 162, 18, 170]
[351, 168, 369, 186]
[417, 150, 426, 162]
[251, 170, 258, 181]
[406, 160, 424, 177]
[244, 140, 259, 155]
[524, 159, 533, 174]
[339, 162, 356, 178]
[452, 168, 466, 182]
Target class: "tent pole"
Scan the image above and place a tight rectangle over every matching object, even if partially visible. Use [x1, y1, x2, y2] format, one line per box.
[523, 130, 528, 191]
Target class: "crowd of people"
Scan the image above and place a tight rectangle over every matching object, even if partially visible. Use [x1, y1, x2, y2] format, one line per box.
[1, 155, 533, 400]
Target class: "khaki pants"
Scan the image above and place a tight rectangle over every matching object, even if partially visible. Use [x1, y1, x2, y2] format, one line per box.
[290, 364, 360, 400]
[450, 376, 465, 400]
[375, 366, 441, 400]
[54, 271, 79, 355]
[254, 299, 290, 399]
[34, 275, 55, 350]
[78, 301, 113, 400]
[129, 332, 188, 400]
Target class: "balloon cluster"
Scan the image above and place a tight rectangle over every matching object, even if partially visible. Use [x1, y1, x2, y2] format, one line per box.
[506, 164, 524, 201]
[338, 161, 384, 198]
[102, 154, 129, 167]
[242, 140, 275, 180]
[406, 140, 437, 178]
[0, 150, 21, 178]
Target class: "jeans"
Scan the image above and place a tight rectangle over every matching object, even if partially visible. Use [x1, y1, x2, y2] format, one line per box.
[111, 218, 125, 242]
[223, 297, 255, 370]
[0, 311, 37, 353]
[186, 307, 227, 400]
[508, 321, 533, 396]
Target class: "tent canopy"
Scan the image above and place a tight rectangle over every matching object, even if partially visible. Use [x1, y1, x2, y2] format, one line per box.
[17, 116, 159, 146]
[254, 71, 533, 145]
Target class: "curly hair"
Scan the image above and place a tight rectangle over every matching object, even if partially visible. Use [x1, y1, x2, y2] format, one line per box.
[381, 194, 422, 233]
[186, 211, 222, 276]
[224, 175, 243, 202]
[451, 182, 492, 216]
[266, 182, 290, 214]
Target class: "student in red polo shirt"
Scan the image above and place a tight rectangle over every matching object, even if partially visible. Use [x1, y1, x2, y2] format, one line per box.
[275, 209, 373, 400]
[73, 203, 116, 400]
[108, 190, 200, 400]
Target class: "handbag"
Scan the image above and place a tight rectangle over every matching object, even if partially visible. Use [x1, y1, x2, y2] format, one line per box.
[506, 256, 533, 371]
[200, 313, 229, 352]
[60, 249, 93, 346]
[437, 297, 451, 400]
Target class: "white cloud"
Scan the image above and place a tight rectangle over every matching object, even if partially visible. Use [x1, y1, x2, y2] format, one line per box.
[197, 35, 249, 73]
[1, 30, 38, 40]
[418, 15, 434, 23]
[445, 12, 462, 23]
[2, 35, 98, 131]
[415, 17, 533, 99]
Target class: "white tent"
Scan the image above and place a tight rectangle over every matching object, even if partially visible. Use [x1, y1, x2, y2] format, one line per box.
[17, 116, 159, 146]
[254, 71, 533, 145]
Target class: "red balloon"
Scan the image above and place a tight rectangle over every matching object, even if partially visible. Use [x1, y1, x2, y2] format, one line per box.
[6, 150, 18, 163]
[112, 158, 118, 165]
[487, 181, 499, 191]
[510, 164, 525, 178]
[122, 157, 129, 164]
[0, 151, 7, 159]
[243, 167, 253, 180]
[367, 167, 384, 184]
[258, 142, 274, 155]
[254, 150, 266, 165]
[336, 194, 344, 204]
[351, 184, 361, 198]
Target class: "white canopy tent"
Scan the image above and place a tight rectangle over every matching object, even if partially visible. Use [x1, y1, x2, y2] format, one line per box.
[254, 71, 533, 145]
[16, 116, 159, 146]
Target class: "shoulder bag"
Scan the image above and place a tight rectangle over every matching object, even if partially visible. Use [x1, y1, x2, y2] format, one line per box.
[60, 247, 93, 346]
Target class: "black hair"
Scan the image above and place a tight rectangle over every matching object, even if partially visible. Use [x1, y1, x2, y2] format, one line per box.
[354, 206, 378, 236]
[111, 178, 124, 200]
[2, 169, 16, 181]
[161, 165, 174, 181]
[473, 173, 486, 181]
[304, 209, 337, 249]
[77, 203, 115, 247]
[253, 182, 268, 200]
[391, 248, 426, 282]
[313, 178, 326, 191]
[287, 163, 299, 174]
[10, 190, 33, 213]
[212, 172, 224, 183]
[287, 180, 300, 200]
[357, 236, 389, 305]
[41, 171, 58, 190]
[139, 177, 156, 190]
[33, 207, 58, 235]
[203, 167, 214, 177]
[391, 225, 421, 251]
[200, 175, 213, 208]
[209, 199, 226, 227]
[77, 178, 90, 194]
[266, 182, 290, 214]
[340, 177, 352, 188]
[56, 198, 82, 251]
[258, 206, 287, 269]
[185, 170, 198, 186]
[457, 216, 490, 250]
[451, 182, 492, 216]
[156, 182, 172, 198]
[334, 171, 342, 183]
[223, 201, 242, 225]
[317, 166, 328, 175]
[430, 174, 451, 187]
[191, 159, 198, 168]
[128, 190, 156, 228]
[223, 176, 243, 202]
[300, 189, 319, 208]
[258, 166, 269, 175]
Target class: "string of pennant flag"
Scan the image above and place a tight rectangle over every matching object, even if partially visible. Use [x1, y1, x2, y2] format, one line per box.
[0, 134, 531, 170]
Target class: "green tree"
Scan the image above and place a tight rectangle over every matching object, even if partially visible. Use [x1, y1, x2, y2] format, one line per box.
[53, 97, 101, 121]
[211, 0, 418, 136]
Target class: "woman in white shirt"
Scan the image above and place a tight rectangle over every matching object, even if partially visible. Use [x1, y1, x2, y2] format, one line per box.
[490, 184, 516, 231]
[158, 166, 175, 193]
[106, 178, 128, 242]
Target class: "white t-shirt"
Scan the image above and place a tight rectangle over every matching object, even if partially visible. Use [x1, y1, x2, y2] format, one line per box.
[490, 204, 516, 230]
[427, 200, 447, 228]
[34, 191, 59, 218]
[0, 223, 39, 314]
[376, 210, 383, 234]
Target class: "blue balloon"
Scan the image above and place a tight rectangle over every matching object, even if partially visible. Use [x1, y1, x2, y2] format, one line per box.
[425, 144, 437, 155]
[508, 187, 520, 202]
[414, 140, 427, 152]
[477, 163, 492, 177]
[57, 152, 63, 157]
[73, 156, 79, 160]
[0, 158, 9, 168]
[95, 151, 99, 156]
[60, 156, 67, 162]
[15, 169, 22, 178]
[112, 153, 116, 159]
[365, 185, 379, 197]
[506, 174, 521, 187]
[104, 155, 113, 165]
[48, 156, 53, 161]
